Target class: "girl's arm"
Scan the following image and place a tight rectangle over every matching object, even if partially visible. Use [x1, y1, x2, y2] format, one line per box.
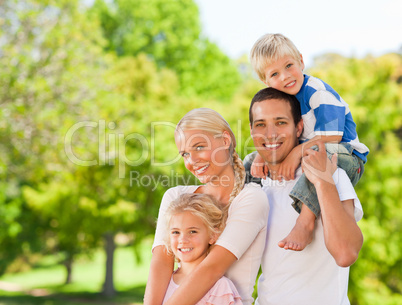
[163, 245, 237, 305]
[144, 245, 175, 305]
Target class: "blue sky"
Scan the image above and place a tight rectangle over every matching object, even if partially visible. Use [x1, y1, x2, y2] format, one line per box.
[194, 0, 402, 68]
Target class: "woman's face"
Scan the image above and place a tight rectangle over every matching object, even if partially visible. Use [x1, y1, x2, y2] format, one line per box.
[175, 129, 232, 184]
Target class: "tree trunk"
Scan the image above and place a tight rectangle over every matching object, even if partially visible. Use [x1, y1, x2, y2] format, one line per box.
[64, 255, 73, 284]
[102, 232, 116, 297]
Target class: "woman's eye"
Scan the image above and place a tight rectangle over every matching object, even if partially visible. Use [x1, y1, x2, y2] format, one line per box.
[195, 146, 204, 151]
[181, 152, 189, 158]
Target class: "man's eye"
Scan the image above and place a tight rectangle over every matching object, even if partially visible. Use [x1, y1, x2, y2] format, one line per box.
[181, 152, 189, 158]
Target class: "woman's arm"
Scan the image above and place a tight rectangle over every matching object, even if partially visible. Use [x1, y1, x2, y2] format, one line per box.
[144, 245, 175, 305]
[163, 245, 237, 305]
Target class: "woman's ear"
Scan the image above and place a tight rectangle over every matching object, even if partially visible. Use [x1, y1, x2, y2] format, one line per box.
[221, 131, 232, 149]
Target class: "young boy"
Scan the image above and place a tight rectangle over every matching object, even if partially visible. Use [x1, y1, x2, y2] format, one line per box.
[248, 33, 369, 251]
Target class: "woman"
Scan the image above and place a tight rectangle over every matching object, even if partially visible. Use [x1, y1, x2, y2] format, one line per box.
[144, 108, 269, 305]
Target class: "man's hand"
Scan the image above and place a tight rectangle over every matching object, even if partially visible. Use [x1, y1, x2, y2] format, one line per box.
[302, 141, 337, 186]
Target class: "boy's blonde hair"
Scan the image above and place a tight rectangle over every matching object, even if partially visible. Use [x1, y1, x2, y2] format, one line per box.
[164, 193, 226, 256]
[250, 33, 301, 82]
[175, 108, 245, 206]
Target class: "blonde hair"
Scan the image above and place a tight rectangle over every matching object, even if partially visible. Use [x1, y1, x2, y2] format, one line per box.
[175, 108, 246, 206]
[250, 33, 302, 82]
[164, 193, 226, 255]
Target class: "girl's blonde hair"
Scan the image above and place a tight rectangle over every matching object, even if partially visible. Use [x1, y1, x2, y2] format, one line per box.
[164, 193, 226, 255]
[250, 33, 302, 82]
[175, 108, 246, 206]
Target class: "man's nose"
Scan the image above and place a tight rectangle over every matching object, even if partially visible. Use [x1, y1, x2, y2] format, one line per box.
[266, 124, 278, 139]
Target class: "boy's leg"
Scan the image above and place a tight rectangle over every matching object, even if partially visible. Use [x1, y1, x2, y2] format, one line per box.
[278, 203, 315, 251]
[282, 173, 319, 251]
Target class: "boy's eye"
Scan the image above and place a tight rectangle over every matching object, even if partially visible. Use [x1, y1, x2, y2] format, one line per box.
[286, 63, 293, 69]
[277, 121, 287, 126]
[271, 72, 278, 77]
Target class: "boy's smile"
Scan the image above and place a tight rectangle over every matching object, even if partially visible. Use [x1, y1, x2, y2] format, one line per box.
[264, 55, 305, 96]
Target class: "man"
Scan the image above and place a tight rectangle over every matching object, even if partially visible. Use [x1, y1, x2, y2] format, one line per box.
[246, 88, 364, 305]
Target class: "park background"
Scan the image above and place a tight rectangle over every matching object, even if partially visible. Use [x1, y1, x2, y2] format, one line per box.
[0, 0, 401, 304]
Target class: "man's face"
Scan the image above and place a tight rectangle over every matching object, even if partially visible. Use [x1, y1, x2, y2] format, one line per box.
[250, 98, 303, 167]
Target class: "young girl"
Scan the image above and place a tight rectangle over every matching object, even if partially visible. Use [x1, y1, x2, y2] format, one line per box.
[162, 193, 242, 305]
[145, 108, 269, 305]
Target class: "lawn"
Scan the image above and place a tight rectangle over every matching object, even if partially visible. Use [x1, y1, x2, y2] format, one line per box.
[0, 239, 153, 304]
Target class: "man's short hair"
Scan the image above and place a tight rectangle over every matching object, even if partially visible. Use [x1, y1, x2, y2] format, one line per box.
[249, 87, 302, 126]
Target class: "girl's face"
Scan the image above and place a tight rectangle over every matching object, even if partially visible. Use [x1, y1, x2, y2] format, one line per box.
[169, 211, 216, 266]
[175, 129, 232, 184]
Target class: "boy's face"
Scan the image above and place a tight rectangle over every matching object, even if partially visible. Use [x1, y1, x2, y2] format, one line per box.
[250, 98, 303, 167]
[263, 55, 305, 96]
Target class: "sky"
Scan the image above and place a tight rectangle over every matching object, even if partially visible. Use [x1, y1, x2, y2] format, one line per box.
[194, 0, 402, 68]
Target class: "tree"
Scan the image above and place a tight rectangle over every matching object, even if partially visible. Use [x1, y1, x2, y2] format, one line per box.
[309, 53, 402, 304]
[90, 0, 241, 100]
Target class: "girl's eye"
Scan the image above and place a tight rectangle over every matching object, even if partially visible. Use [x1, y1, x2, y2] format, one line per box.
[190, 230, 198, 234]
[171, 231, 179, 235]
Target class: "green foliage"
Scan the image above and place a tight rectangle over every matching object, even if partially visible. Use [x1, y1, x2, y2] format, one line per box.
[90, 0, 241, 99]
[309, 53, 402, 304]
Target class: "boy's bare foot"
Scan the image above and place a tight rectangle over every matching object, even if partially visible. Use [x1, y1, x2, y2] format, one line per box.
[278, 218, 315, 251]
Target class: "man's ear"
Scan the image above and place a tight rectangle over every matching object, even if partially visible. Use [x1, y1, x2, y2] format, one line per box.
[296, 119, 304, 138]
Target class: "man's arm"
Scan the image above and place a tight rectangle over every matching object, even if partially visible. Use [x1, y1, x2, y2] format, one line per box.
[302, 141, 363, 267]
[143, 246, 175, 305]
[163, 245, 237, 305]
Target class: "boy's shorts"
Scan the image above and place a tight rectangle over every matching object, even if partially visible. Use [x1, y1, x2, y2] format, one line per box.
[289, 143, 364, 216]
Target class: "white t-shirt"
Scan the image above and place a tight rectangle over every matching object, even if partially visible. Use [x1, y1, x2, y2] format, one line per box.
[256, 168, 363, 305]
[153, 183, 269, 305]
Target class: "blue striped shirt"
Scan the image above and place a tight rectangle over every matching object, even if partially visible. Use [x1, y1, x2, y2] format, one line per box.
[295, 75, 369, 163]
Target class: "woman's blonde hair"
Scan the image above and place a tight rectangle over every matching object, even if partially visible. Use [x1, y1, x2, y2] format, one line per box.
[164, 193, 226, 255]
[175, 108, 246, 206]
[250, 33, 302, 82]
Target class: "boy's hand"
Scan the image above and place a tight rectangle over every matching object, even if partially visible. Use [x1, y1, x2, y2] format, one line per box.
[251, 153, 268, 179]
[277, 146, 302, 180]
[302, 141, 338, 186]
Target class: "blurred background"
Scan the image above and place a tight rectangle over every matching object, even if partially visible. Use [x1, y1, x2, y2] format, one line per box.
[0, 0, 401, 304]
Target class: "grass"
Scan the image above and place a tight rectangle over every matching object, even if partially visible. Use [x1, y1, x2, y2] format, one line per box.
[0, 239, 153, 304]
